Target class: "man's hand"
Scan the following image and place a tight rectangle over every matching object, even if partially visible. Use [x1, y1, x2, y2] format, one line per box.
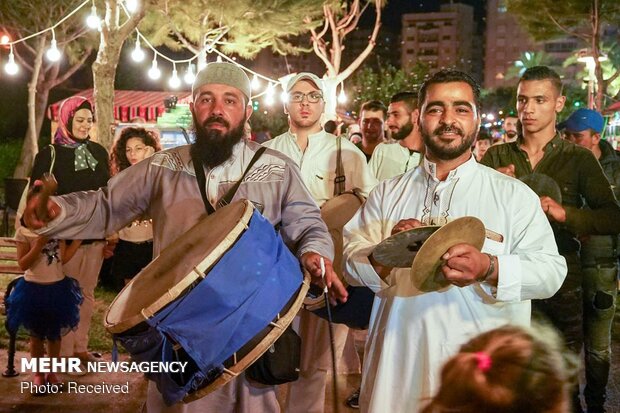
[391, 218, 424, 235]
[440, 243, 497, 287]
[539, 196, 566, 223]
[23, 190, 61, 230]
[496, 164, 516, 177]
[300, 252, 348, 304]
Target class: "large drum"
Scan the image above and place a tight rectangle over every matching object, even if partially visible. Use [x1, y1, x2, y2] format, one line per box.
[104, 200, 309, 405]
[304, 191, 375, 330]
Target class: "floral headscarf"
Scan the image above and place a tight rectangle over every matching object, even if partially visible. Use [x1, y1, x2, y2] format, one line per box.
[53, 96, 98, 171]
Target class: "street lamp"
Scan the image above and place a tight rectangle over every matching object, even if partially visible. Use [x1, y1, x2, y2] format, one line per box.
[577, 48, 608, 109]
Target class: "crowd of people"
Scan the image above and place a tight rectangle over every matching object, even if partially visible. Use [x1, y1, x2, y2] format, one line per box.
[7, 61, 620, 413]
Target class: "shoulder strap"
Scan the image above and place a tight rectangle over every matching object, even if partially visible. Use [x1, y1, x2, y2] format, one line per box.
[217, 146, 267, 208]
[334, 137, 345, 196]
[48, 144, 56, 174]
[191, 151, 216, 215]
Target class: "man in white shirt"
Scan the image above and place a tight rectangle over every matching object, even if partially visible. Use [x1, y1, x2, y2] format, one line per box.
[369, 92, 424, 181]
[356, 100, 387, 162]
[343, 69, 567, 413]
[265, 72, 377, 413]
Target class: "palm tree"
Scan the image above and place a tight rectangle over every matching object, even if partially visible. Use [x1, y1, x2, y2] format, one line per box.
[505, 51, 554, 79]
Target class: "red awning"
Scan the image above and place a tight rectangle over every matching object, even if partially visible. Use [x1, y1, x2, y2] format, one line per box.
[603, 101, 620, 115]
[47, 89, 192, 123]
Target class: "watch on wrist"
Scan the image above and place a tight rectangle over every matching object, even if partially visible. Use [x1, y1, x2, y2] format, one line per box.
[479, 253, 495, 283]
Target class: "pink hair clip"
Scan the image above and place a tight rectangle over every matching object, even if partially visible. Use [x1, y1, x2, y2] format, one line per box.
[474, 351, 492, 373]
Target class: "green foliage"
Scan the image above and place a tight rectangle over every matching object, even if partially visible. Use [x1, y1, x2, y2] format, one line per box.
[481, 87, 517, 115]
[564, 42, 620, 98]
[0, 0, 98, 64]
[0, 139, 22, 182]
[347, 63, 430, 111]
[249, 105, 288, 137]
[505, 0, 620, 42]
[505, 51, 555, 79]
[143, 0, 327, 58]
[560, 84, 588, 119]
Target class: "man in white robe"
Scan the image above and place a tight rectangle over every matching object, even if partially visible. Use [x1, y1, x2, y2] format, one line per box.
[265, 72, 377, 413]
[369, 91, 424, 182]
[343, 69, 567, 413]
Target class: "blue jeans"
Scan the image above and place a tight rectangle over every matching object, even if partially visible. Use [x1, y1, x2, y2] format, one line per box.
[581, 236, 618, 412]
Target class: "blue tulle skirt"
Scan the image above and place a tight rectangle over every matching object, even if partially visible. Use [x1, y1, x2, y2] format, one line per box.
[6, 276, 83, 341]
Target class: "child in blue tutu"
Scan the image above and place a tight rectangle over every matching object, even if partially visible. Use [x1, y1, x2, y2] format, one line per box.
[7, 225, 83, 390]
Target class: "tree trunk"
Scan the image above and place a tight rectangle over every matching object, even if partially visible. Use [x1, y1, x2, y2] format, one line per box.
[592, 0, 605, 110]
[92, 38, 123, 150]
[13, 38, 45, 178]
[92, 0, 145, 150]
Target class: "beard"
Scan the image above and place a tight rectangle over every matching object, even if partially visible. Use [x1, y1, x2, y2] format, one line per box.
[391, 120, 414, 141]
[421, 123, 477, 161]
[190, 114, 246, 169]
[505, 130, 518, 139]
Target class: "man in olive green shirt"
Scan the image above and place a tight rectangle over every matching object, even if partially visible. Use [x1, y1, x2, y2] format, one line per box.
[480, 66, 620, 413]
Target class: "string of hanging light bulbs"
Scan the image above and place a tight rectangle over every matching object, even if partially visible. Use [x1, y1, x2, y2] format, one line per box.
[1, 0, 347, 106]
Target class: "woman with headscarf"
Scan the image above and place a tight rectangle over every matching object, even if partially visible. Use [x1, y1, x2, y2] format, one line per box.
[30, 96, 109, 370]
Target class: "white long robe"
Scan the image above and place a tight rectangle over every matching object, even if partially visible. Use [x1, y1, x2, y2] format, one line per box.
[343, 155, 567, 413]
[266, 128, 377, 412]
[368, 142, 421, 182]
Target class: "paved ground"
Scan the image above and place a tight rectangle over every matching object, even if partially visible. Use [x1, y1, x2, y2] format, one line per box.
[1, 311, 618, 413]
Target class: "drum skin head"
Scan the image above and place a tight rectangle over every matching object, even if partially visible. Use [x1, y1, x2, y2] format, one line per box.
[409, 216, 486, 294]
[304, 191, 365, 310]
[372, 225, 441, 268]
[105, 200, 254, 334]
[519, 173, 562, 204]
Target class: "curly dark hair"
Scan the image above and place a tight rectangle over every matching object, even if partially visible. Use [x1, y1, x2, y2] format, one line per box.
[110, 127, 161, 175]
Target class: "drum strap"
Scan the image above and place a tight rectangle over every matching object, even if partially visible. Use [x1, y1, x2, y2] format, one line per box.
[192, 146, 267, 214]
[334, 137, 345, 196]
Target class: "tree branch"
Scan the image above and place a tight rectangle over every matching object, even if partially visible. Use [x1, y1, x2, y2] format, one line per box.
[544, 9, 588, 42]
[49, 48, 93, 88]
[605, 69, 620, 86]
[337, 0, 381, 82]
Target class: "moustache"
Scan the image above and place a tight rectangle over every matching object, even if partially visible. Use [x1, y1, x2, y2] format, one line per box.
[433, 125, 464, 137]
[204, 116, 230, 128]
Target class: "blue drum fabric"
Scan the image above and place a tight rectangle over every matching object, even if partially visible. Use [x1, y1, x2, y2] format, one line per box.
[115, 210, 303, 405]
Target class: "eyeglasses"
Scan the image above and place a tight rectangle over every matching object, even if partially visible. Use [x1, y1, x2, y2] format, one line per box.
[289, 92, 323, 103]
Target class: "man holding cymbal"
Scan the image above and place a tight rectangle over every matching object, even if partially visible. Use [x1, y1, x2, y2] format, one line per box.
[343, 69, 567, 413]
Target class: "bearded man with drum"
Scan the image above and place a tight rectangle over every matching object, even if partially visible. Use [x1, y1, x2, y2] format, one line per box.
[265, 72, 376, 413]
[342, 69, 567, 413]
[23, 62, 347, 413]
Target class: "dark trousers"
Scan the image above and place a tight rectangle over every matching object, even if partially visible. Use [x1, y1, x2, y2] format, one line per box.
[532, 252, 583, 412]
[581, 237, 618, 413]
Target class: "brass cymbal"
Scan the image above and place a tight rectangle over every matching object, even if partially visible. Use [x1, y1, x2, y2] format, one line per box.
[409, 216, 486, 293]
[372, 225, 441, 268]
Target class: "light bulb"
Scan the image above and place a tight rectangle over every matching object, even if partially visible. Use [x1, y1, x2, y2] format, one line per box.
[0, 35, 9, 45]
[86, 5, 100, 29]
[251, 74, 260, 91]
[184, 64, 195, 84]
[126, 0, 139, 13]
[216, 55, 222, 63]
[337, 87, 347, 104]
[131, 38, 145, 62]
[148, 59, 161, 80]
[4, 51, 18, 75]
[46, 39, 61, 62]
[169, 69, 181, 88]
